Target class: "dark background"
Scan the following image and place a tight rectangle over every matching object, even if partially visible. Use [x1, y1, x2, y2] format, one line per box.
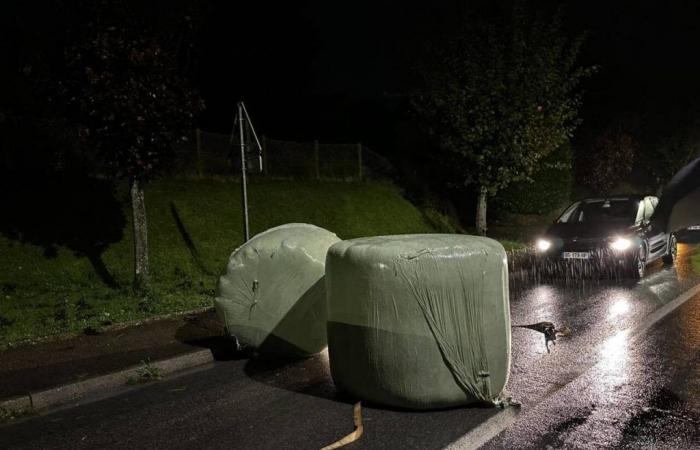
[199, 0, 700, 149]
[3, 0, 700, 190]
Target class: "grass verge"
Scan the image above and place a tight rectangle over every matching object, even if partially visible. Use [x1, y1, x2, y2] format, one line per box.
[0, 179, 443, 347]
[691, 243, 700, 273]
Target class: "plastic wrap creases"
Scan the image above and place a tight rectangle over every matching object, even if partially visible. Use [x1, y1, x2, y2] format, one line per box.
[215, 223, 340, 358]
[326, 234, 510, 409]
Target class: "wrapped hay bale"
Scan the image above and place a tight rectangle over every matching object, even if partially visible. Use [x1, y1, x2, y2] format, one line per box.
[325, 234, 511, 409]
[215, 223, 340, 358]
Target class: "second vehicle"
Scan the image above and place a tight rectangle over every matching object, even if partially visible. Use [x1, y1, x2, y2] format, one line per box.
[534, 195, 677, 278]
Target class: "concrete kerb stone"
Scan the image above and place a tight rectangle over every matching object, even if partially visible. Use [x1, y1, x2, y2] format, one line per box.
[0, 349, 214, 415]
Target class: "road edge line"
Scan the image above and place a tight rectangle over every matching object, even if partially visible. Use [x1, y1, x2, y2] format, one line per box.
[629, 283, 700, 340]
[444, 408, 520, 450]
[444, 282, 700, 450]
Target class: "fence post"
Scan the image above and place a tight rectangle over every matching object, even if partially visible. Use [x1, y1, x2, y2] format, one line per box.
[357, 142, 363, 181]
[262, 135, 268, 176]
[195, 128, 203, 178]
[314, 139, 320, 179]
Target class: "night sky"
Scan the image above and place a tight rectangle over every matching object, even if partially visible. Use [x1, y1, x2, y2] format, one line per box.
[190, 0, 700, 153]
[196, 1, 460, 142]
[5, 0, 700, 156]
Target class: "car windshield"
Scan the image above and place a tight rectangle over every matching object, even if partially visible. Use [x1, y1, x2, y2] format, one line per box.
[558, 199, 639, 224]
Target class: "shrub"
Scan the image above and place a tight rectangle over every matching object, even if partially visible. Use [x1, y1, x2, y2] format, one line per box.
[494, 143, 573, 215]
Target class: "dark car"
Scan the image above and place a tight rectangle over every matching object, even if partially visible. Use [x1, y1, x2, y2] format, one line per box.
[535, 195, 677, 278]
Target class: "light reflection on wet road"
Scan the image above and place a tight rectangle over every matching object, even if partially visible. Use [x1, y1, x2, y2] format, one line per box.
[0, 240, 698, 449]
[507, 265, 697, 406]
[483, 238, 700, 449]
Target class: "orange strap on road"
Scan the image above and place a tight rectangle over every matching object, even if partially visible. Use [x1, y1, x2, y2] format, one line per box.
[320, 402, 363, 450]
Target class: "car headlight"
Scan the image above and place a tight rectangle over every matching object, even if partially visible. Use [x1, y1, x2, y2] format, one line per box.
[609, 237, 632, 251]
[536, 238, 552, 252]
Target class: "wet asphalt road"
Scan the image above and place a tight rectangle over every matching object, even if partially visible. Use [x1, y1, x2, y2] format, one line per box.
[1, 240, 699, 449]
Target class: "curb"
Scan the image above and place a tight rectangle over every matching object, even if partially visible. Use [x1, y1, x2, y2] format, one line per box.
[0, 349, 214, 415]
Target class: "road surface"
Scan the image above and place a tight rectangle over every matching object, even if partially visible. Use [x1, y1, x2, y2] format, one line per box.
[1, 240, 699, 449]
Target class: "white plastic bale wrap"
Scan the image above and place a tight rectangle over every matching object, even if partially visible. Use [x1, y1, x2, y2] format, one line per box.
[215, 224, 340, 358]
[325, 234, 511, 409]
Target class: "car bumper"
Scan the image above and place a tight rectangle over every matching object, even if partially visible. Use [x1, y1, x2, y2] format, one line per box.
[534, 248, 635, 271]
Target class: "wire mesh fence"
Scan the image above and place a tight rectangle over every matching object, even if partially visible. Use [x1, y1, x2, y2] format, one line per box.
[172, 129, 394, 181]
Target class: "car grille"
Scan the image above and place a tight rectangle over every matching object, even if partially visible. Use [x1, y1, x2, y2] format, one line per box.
[560, 238, 606, 252]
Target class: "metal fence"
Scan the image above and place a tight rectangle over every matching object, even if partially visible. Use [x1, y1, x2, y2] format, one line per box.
[173, 129, 394, 181]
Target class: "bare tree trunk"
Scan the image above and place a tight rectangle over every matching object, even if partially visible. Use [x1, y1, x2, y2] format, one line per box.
[131, 178, 149, 292]
[476, 185, 488, 236]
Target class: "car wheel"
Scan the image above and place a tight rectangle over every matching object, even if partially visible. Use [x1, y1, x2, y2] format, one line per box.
[630, 244, 647, 279]
[662, 234, 678, 265]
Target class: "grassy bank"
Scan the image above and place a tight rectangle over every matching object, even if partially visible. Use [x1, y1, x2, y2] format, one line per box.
[0, 179, 448, 346]
[691, 243, 700, 273]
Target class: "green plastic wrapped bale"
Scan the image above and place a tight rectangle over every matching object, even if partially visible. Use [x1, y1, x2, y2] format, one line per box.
[215, 223, 340, 358]
[325, 234, 511, 409]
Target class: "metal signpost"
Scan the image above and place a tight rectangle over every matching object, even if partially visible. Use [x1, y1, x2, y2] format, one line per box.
[231, 101, 263, 242]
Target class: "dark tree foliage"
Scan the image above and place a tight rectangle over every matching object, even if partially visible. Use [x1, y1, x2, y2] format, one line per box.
[639, 119, 700, 192]
[413, 5, 593, 235]
[578, 129, 637, 195]
[59, 3, 203, 182]
[51, 0, 204, 291]
[494, 142, 573, 215]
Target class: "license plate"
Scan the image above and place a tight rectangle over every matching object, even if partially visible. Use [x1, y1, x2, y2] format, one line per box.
[563, 252, 590, 259]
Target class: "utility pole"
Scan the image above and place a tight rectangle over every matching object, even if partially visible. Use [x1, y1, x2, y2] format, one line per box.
[238, 102, 249, 241]
[231, 101, 263, 242]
